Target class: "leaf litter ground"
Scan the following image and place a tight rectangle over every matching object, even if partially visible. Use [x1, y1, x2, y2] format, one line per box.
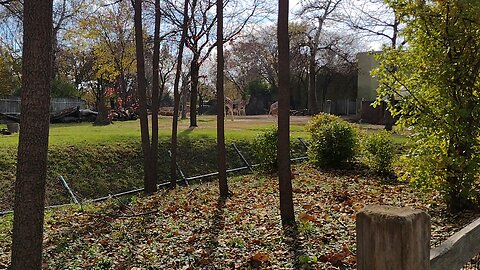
[1, 163, 479, 269]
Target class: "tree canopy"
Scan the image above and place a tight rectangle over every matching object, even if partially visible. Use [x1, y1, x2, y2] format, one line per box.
[374, 0, 480, 211]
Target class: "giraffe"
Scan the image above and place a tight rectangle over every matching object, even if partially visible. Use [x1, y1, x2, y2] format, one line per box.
[269, 101, 278, 116]
[237, 96, 250, 116]
[224, 96, 234, 121]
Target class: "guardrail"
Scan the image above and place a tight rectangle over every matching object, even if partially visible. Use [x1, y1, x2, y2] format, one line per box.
[0, 139, 309, 216]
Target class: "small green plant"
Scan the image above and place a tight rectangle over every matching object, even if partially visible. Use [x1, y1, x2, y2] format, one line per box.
[252, 126, 278, 172]
[228, 237, 245, 248]
[298, 220, 315, 235]
[299, 255, 318, 269]
[362, 131, 395, 174]
[307, 115, 357, 168]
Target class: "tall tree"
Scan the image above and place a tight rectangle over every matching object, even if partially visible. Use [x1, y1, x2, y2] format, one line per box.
[149, 0, 162, 192]
[374, 0, 480, 211]
[10, 0, 53, 268]
[277, 0, 295, 225]
[217, 0, 228, 198]
[341, 0, 401, 130]
[134, 0, 156, 193]
[170, 0, 189, 188]
[298, 0, 342, 114]
[80, 2, 137, 109]
[162, 0, 263, 127]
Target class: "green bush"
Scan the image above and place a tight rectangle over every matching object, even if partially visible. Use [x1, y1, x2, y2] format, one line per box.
[362, 131, 394, 174]
[252, 126, 278, 172]
[305, 113, 342, 134]
[307, 115, 357, 168]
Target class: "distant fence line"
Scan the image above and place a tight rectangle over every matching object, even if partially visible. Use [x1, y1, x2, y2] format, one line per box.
[0, 96, 86, 114]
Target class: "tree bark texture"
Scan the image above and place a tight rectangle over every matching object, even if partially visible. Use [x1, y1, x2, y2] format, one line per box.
[11, 0, 53, 268]
[308, 49, 318, 114]
[217, 0, 229, 198]
[171, 0, 189, 188]
[133, 0, 156, 193]
[94, 78, 110, 126]
[149, 0, 162, 192]
[277, 0, 295, 225]
[190, 55, 200, 127]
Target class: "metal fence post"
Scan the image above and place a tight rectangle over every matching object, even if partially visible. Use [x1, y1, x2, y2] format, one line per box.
[232, 143, 254, 172]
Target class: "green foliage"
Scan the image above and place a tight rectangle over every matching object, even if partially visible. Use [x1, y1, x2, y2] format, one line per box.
[0, 49, 21, 96]
[305, 113, 342, 134]
[374, 0, 480, 211]
[362, 131, 395, 174]
[247, 79, 271, 97]
[252, 126, 278, 172]
[51, 78, 80, 98]
[307, 115, 357, 168]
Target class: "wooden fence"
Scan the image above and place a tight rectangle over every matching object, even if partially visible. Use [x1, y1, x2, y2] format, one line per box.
[357, 205, 480, 270]
[0, 96, 85, 113]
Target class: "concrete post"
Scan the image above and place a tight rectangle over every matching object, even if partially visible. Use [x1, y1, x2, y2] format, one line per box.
[356, 205, 431, 270]
[325, 100, 332, 114]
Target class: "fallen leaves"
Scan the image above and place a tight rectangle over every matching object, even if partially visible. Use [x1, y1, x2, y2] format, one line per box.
[0, 163, 479, 269]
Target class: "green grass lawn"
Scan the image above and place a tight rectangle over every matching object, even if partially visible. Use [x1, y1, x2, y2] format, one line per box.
[0, 115, 310, 147]
[0, 115, 409, 209]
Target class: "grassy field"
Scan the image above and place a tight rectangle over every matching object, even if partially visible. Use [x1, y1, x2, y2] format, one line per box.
[0, 116, 313, 210]
[0, 115, 408, 210]
[0, 115, 310, 147]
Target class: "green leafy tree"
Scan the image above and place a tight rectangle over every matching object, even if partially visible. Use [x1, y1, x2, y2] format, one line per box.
[50, 78, 79, 98]
[373, 0, 480, 211]
[0, 48, 21, 96]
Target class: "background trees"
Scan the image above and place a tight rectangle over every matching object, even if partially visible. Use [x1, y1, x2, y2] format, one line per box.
[0, 47, 20, 96]
[162, 0, 268, 127]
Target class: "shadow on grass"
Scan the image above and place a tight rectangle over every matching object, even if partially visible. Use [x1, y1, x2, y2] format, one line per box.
[179, 126, 196, 137]
[200, 197, 227, 267]
[283, 223, 306, 269]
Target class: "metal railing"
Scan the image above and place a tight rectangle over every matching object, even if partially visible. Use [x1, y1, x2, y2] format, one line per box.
[0, 139, 309, 215]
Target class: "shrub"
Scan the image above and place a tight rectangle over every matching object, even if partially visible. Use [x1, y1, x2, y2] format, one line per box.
[307, 116, 357, 168]
[362, 131, 394, 174]
[305, 113, 342, 134]
[252, 126, 278, 172]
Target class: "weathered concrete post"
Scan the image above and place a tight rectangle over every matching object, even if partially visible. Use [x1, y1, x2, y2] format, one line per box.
[356, 205, 431, 270]
[325, 100, 332, 114]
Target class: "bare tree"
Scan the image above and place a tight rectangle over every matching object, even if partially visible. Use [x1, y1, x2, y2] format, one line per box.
[216, 0, 228, 198]
[341, 0, 400, 49]
[133, 0, 157, 193]
[340, 0, 401, 130]
[277, 0, 295, 226]
[170, 0, 189, 188]
[162, 0, 265, 127]
[10, 0, 53, 268]
[298, 0, 343, 113]
[148, 0, 162, 193]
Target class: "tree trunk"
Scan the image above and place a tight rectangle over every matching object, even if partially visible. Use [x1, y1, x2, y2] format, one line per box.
[133, 0, 155, 193]
[181, 79, 188, 119]
[149, 0, 161, 193]
[217, 0, 229, 198]
[119, 72, 129, 108]
[308, 49, 318, 114]
[11, 0, 53, 268]
[277, 0, 295, 226]
[171, 0, 189, 188]
[94, 78, 110, 125]
[189, 55, 199, 127]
